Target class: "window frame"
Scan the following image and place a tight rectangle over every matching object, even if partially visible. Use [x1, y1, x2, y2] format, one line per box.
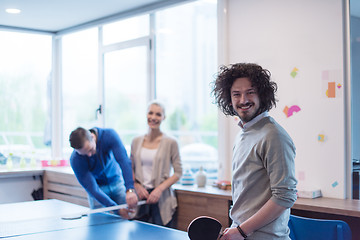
[98, 26, 155, 128]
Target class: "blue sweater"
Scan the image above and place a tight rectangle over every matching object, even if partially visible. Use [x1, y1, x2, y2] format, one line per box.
[70, 127, 134, 207]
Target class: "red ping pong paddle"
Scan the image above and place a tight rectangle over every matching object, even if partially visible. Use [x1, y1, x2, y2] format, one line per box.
[187, 216, 222, 240]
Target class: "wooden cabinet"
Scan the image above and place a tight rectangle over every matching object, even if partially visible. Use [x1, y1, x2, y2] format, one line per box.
[43, 168, 89, 207]
[292, 197, 360, 239]
[173, 184, 232, 231]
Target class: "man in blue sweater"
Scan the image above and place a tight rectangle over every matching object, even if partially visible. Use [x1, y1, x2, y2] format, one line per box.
[69, 127, 138, 218]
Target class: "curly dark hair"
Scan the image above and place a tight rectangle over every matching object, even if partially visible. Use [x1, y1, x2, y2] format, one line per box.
[211, 63, 278, 116]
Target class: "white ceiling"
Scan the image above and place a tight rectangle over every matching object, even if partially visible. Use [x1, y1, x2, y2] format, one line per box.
[1, 0, 360, 34]
[0, 0, 185, 33]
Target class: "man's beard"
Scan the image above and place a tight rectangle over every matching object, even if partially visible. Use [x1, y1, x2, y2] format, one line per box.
[236, 105, 262, 123]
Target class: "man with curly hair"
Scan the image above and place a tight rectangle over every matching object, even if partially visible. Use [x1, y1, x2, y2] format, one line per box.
[213, 63, 297, 239]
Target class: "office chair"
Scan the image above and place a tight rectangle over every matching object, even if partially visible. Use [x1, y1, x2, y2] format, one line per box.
[288, 215, 352, 240]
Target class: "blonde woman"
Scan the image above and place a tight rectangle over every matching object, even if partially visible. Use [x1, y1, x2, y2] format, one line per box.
[130, 101, 182, 227]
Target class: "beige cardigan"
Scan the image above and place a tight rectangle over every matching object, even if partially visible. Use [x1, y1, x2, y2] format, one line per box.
[130, 134, 183, 225]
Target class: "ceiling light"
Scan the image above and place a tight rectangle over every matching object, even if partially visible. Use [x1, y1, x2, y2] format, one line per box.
[6, 8, 21, 14]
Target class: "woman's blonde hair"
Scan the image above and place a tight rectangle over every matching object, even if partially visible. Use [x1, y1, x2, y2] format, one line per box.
[148, 100, 166, 117]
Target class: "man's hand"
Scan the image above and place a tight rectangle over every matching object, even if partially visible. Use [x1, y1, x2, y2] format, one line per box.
[126, 190, 138, 209]
[118, 208, 135, 219]
[219, 227, 244, 240]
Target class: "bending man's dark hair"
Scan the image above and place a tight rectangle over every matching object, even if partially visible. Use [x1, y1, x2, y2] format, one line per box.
[211, 63, 278, 116]
[69, 127, 92, 149]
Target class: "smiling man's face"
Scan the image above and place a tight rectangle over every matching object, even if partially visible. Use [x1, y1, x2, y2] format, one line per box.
[230, 77, 261, 124]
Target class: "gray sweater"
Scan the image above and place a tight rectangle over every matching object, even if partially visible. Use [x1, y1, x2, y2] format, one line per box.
[231, 115, 297, 239]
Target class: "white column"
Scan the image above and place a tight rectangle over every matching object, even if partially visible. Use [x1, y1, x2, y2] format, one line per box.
[217, 0, 233, 181]
[51, 36, 63, 160]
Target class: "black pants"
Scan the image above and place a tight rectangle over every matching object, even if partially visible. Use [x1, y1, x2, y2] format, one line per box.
[135, 188, 176, 228]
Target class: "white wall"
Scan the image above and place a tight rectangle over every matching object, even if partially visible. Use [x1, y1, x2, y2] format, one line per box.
[0, 176, 42, 204]
[220, 0, 346, 198]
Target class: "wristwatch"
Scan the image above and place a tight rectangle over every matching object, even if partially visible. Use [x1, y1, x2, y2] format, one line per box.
[126, 188, 135, 193]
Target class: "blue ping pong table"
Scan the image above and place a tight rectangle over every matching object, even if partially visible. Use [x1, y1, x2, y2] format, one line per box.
[0, 199, 189, 240]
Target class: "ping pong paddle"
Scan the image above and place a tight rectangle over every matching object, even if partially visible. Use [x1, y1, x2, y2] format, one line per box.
[61, 200, 146, 220]
[187, 216, 222, 240]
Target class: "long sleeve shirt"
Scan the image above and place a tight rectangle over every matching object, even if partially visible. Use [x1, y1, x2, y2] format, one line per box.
[231, 114, 297, 239]
[70, 127, 134, 207]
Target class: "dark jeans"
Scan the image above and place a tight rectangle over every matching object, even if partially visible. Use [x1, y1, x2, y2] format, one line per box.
[135, 188, 176, 228]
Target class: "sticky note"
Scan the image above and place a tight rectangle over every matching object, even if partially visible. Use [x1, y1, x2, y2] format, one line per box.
[290, 67, 299, 78]
[283, 105, 301, 118]
[327, 82, 335, 98]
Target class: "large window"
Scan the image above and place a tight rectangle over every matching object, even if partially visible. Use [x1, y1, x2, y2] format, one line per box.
[103, 15, 150, 45]
[155, 1, 218, 180]
[0, 1, 218, 179]
[104, 46, 149, 147]
[102, 14, 151, 151]
[62, 28, 99, 159]
[59, 0, 218, 181]
[0, 31, 52, 168]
